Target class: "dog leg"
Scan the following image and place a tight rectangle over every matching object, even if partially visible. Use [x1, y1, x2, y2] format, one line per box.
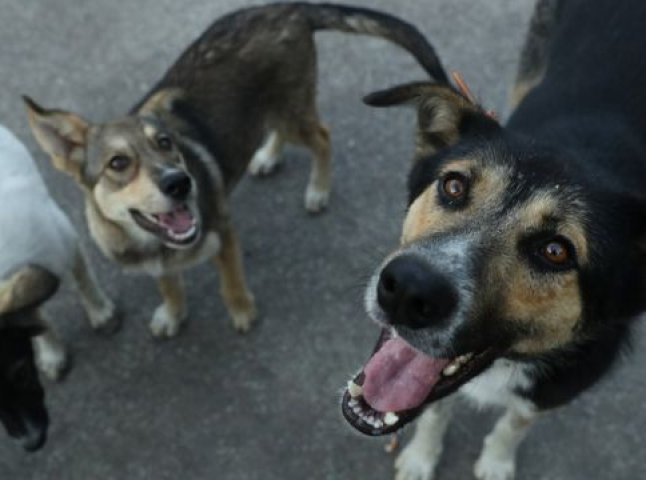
[474, 407, 536, 480]
[301, 123, 331, 213]
[150, 274, 186, 338]
[214, 227, 256, 332]
[395, 398, 455, 480]
[248, 130, 284, 176]
[32, 321, 68, 381]
[72, 248, 119, 333]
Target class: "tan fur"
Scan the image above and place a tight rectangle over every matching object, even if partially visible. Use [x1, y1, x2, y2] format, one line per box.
[401, 163, 587, 355]
[213, 228, 257, 332]
[401, 160, 509, 244]
[24, 104, 88, 181]
[94, 164, 170, 226]
[157, 274, 186, 321]
[0, 266, 59, 317]
[508, 77, 543, 111]
[136, 88, 184, 117]
[415, 88, 480, 158]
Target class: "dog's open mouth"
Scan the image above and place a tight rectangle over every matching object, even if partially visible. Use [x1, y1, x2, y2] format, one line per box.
[341, 328, 498, 435]
[130, 204, 200, 247]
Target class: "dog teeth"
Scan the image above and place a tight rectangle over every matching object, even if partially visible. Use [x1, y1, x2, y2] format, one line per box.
[167, 224, 197, 241]
[347, 380, 363, 399]
[442, 361, 461, 377]
[384, 412, 399, 426]
[456, 353, 473, 364]
[442, 352, 474, 377]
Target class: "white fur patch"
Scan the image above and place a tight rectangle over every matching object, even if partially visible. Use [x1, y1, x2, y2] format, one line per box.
[248, 130, 282, 176]
[459, 359, 535, 415]
[149, 303, 186, 338]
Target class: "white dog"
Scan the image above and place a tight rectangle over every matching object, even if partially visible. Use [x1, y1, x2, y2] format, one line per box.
[0, 125, 117, 381]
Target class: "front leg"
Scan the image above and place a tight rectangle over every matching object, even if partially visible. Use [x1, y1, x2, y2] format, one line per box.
[32, 317, 68, 381]
[213, 227, 257, 333]
[150, 274, 186, 338]
[72, 248, 119, 334]
[395, 397, 455, 480]
[474, 407, 537, 480]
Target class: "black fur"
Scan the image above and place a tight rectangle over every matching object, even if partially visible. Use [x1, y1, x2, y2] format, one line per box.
[0, 327, 48, 452]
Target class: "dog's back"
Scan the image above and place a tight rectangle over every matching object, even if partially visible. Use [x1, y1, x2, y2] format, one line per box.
[509, 0, 646, 189]
[0, 126, 77, 279]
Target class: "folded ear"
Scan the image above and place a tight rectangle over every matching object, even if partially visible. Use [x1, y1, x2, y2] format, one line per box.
[364, 82, 500, 157]
[0, 265, 59, 319]
[22, 96, 89, 180]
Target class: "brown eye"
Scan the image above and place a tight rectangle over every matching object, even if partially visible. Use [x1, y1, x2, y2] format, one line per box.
[541, 240, 570, 265]
[157, 134, 172, 151]
[108, 155, 131, 172]
[440, 173, 469, 203]
[543, 241, 570, 265]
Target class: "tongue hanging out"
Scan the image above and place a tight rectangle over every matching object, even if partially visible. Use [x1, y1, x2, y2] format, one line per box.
[154, 205, 195, 234]
[362, 337, 450, 412]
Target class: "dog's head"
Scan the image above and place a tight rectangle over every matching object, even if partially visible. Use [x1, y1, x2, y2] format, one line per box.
[23, 92, 202, 250]
[342, 82, 646, 435]
[0, 265, 58, 451]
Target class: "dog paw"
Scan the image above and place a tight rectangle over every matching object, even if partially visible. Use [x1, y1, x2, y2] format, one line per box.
[304, 185, 329, 213]
[149, 304, 185, 338]
[35, 343, 69, 382]
[87, 298, 121, 334]
[394, 443, 440, 480]
[248, 150, 280, 176]
[231, 303, 257, 333]
[474, 453, 515, 480]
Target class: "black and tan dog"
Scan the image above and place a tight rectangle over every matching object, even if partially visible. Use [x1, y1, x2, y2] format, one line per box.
[341, 0, 646, 479]
[23, 3, 446, 337]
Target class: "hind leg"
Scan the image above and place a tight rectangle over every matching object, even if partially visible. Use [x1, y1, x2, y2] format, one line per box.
[248, 130, 285, 176]
[288, 118, 331, 213]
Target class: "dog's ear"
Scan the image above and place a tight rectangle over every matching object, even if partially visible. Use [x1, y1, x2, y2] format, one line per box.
[0, 265, 59, 320]
[364, 82, 500, 158]
[22, 96, 89, 180]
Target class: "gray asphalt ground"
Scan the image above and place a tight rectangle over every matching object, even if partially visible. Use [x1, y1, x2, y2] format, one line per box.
[1, 0, 645, 479]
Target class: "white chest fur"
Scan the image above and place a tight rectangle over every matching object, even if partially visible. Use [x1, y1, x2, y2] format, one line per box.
[459, 358, 536, 415]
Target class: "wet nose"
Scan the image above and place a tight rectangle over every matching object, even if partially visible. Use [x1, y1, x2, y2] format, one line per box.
[159, 170, 191, 201]
[377, 255, 458, 329]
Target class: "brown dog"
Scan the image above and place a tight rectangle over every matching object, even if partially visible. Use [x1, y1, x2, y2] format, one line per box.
[24, 3, 446, 337]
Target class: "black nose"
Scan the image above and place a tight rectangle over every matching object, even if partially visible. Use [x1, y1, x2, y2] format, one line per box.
[377, 255, 458, 329]
[159, 170, 191, 200]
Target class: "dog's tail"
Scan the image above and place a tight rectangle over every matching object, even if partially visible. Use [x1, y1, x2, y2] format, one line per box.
[298, 3, 449, 84]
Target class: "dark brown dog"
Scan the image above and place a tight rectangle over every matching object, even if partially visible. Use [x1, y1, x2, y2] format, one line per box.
[24, 3, 445, 337]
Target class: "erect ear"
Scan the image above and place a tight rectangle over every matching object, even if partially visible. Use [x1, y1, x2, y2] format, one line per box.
[0, 265, 59, 320]
[364, 82, 500, 158]
[22, 95, 89, 181]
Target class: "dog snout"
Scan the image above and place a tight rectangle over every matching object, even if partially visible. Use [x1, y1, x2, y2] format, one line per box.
[377, 255, 458, 329]
[159, 170, 191, 201]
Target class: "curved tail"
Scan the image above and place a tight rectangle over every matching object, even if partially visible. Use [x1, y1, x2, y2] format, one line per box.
[297, 3, 449, 84]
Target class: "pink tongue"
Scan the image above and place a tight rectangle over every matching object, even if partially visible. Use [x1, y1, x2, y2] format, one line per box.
[363, 337, 450, 412]
[157, 207, 194, 233]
